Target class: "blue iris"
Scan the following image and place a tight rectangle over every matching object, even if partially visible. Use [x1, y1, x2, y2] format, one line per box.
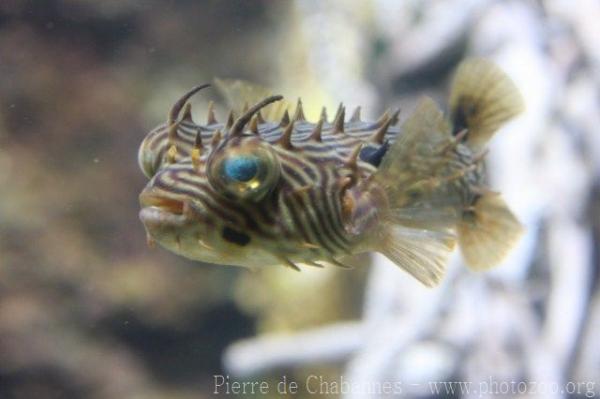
[223, 156, 259, 182]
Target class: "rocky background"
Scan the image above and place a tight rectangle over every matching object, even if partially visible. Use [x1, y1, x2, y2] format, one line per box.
[0, 1, 598, 398]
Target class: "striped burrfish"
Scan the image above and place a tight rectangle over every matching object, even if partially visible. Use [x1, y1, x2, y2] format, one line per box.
[138, 59, 524, 286]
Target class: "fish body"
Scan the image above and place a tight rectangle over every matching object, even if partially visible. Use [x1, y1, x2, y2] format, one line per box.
[138, 59, 524, 286]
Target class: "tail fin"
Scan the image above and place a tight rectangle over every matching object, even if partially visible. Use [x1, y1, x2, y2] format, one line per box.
[370, 59, 525, 283]
[449, 58, 524, 150]
[458, 192, 524, 270]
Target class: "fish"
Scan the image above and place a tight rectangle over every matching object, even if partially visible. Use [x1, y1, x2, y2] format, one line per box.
[137, 58, 525, 286]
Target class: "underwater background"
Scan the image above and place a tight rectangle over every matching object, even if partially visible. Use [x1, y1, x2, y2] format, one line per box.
[1, 1, 599, 398]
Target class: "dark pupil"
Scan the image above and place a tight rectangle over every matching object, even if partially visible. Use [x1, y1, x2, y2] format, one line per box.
[223, 156, 259, 182]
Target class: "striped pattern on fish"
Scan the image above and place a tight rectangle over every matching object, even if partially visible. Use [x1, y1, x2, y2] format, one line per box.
[138, 58, 525, 286]
[139, 102, 399, 179]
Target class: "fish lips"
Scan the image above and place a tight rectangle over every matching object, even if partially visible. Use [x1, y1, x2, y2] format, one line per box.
[139, 189, 190, 229]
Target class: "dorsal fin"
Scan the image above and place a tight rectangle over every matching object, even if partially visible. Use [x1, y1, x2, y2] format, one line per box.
[449, 58, 524, 150]
[373, 97, 458, 214]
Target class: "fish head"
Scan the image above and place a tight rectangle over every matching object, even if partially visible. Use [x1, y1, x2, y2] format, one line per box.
[139, 132, 282, 266]
[139, 123, 361, 268]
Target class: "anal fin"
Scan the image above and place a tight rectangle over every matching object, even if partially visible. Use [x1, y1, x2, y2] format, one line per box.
[458, 193, 524, 270]
[377, 224, 457, 287]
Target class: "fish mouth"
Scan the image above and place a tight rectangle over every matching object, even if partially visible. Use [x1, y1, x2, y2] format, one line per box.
[139, 191, 189, 227]
[140, 191, 185, 214]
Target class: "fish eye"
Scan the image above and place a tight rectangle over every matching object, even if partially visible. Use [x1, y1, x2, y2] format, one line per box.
[223, 156, 259, 182]
[207, 142, 280, 201]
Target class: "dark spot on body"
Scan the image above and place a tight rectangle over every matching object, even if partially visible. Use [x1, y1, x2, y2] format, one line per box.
[359, 141, 389, 167]
[462, 193, 482, 222]
[462, 209, 477, 223]
[452, 97, 476, 136]
[407, 188, 422, 200]
[222, 227, 251, 246]
[471, 193, 482, 205]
